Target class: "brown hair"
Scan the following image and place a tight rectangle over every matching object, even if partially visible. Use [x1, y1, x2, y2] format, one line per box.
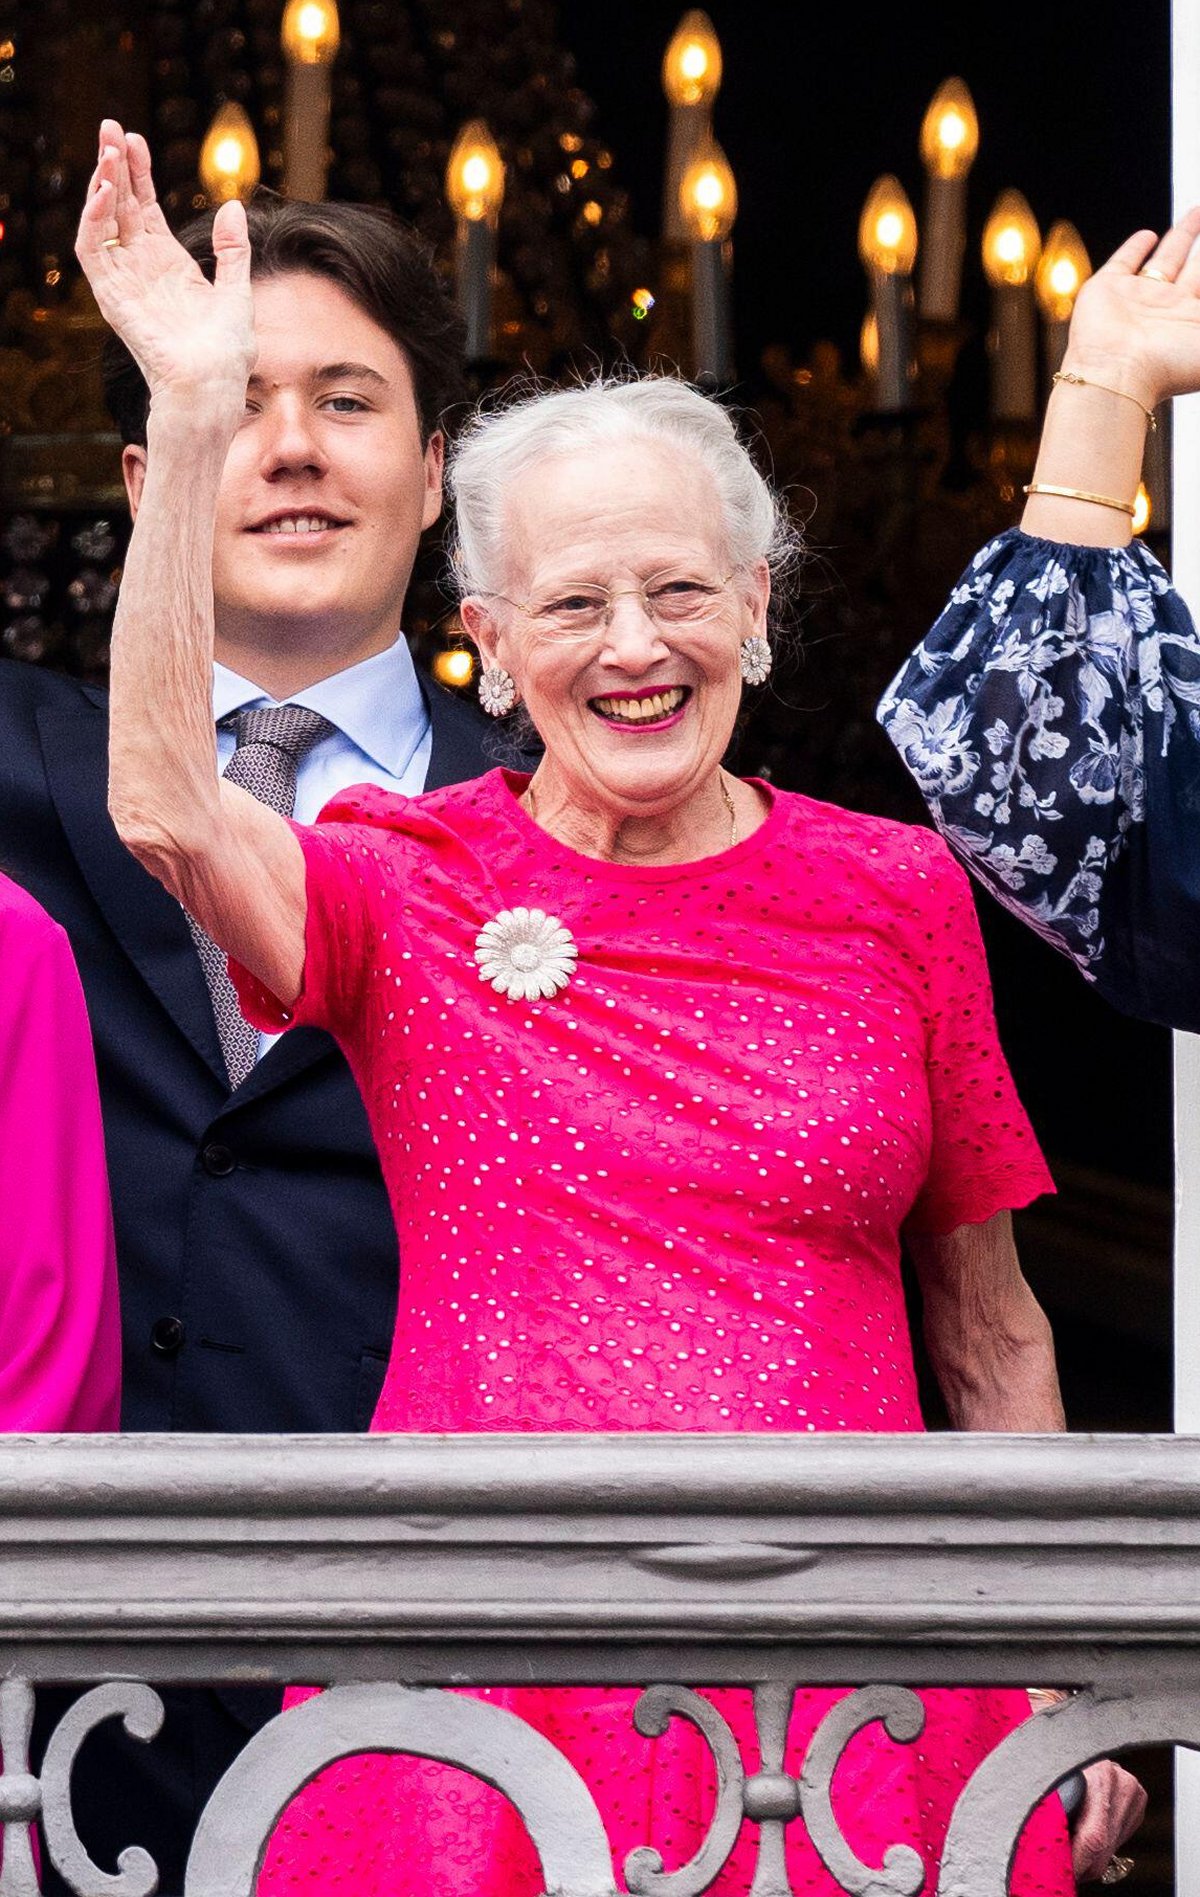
[102, 192, 467, 448]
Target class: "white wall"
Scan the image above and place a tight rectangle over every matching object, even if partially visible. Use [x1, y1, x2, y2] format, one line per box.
[1173, 2, 1200, 1880]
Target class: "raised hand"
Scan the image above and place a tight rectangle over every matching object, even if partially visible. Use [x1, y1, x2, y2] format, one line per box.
[75, 119, 256, 419]
[1064, 205, 1200, 408]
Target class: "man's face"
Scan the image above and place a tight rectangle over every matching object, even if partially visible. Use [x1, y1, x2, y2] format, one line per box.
[128, 270, 444, 669]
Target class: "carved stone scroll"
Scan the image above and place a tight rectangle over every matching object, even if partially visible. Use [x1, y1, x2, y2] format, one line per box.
[41, 1683, 165, 1897]
[624, 1686, 745, 1897]
[798, 1687, 926, 1897]
[182, 1682, 618, 1897]
[940, 1684, 1200, 1896]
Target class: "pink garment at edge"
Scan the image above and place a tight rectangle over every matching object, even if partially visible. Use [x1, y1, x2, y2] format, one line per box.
[236, 771, 1072, 1897]
[0, 873, 120, 1432]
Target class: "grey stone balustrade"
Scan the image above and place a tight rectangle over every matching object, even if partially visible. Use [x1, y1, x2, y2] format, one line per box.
[1, 1431, 1198, 1894]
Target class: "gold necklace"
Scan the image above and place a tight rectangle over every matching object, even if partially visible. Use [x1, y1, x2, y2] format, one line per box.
[719, 773, 738, 848]
[524, 775, 738, 850]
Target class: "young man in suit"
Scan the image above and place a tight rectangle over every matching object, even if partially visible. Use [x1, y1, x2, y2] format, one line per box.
[6, 187, 496, 1891]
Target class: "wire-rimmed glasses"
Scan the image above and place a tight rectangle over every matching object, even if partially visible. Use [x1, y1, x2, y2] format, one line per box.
[482, 569, 739, 638]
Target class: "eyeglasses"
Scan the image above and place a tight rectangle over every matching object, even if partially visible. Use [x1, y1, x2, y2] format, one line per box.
[485, 569, 739, 638]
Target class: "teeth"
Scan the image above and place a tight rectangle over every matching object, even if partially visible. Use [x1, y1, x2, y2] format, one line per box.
[594, 688, 686, 725]
[261, 515, 333, 535]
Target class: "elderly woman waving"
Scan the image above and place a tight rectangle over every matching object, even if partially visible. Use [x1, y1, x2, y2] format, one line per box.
[79, 126, 1141, 1894]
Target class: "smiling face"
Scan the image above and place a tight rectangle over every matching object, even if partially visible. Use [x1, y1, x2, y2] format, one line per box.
[124, 270, 443, 684]
[462, 439, 769, 828]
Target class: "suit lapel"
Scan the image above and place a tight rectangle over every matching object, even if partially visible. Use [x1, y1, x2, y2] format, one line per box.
[37, 699, 230, 1084]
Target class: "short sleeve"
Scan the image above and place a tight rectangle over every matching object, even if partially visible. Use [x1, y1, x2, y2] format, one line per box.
[905, 838, 1055, 1236]
[229, 790, 406, 1049]
[877, 526, 1200, 1031]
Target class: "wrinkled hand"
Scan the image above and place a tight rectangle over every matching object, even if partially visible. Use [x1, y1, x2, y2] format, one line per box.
[1065, 205, 1200, 409]
[1071, 1758, 1147, 1883]
[75, 119, 255, 414]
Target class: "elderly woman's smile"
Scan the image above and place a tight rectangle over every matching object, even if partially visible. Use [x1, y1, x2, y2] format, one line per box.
[589, 684, 690, 728]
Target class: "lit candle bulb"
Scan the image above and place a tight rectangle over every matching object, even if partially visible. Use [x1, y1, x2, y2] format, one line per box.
[917, 78, 979, 323]
[446, 121, 506, 362]
[1034, 220, 1091, 378]
[661, 11, 722, 244]
[199, 102, 261, 204]
[281, 0, 340, 201]
[680, 139, 737, 384]
[858, 175, 918, 411]
[982, 190, 1042, 422]
[860, 311, 879, 378]
[433, 647, 476, 688]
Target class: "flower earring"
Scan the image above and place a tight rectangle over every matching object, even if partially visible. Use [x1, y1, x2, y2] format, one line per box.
[740, 636, 772, 686]
[479, 665, 518, 717]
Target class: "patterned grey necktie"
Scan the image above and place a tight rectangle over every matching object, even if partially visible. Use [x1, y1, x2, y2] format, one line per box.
[188, 704, 335, 1089]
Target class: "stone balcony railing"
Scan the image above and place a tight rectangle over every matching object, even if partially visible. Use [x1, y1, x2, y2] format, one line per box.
[1, 1432, 1197, 1897]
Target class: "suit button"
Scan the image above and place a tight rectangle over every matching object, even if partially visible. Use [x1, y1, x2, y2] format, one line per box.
[151, 1316, 185, 1356]
[202, 1142, 236, 1177]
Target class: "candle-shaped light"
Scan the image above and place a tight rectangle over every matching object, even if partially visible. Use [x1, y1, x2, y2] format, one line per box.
[1034, 220, 1090, 377]
[433, 647, 476, 689]
[446, 121, 506, 362]
[858, 174, 918, 411]
[982, 190, 1041, 422]
[662, 11, 722, 243]
[917, 78, 979, 322]
[1131, 483, 1152, 535]
[860, 311, 879, 378]
[680, 139, 737, 384]
[199, 102, 261, 204]
[282, 0, 340, 200]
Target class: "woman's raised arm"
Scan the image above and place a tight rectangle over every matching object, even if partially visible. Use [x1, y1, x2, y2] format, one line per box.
[76, 122, 307, 1007]
[1023, 206, 1200, 546]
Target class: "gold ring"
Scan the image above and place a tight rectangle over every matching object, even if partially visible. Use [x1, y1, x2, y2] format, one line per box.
[1100, 1855, 1134, 1885]
[1140, 265, 1169, 282]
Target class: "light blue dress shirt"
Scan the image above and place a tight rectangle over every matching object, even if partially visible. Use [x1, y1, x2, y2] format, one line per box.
[212, 632, 432, 1056]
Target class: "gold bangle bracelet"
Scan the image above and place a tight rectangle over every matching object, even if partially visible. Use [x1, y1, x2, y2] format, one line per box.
[1052, 369, 1157, 431]
[1023, 481, 1137, 517]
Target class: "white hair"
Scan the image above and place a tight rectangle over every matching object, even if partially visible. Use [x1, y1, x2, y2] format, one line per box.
[446, 373, 803, 615]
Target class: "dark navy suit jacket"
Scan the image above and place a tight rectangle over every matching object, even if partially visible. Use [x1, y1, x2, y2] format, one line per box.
[0, 656, 499, 1891]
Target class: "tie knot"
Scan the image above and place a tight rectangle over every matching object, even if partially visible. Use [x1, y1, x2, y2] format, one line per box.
[227, 703, 334, 763]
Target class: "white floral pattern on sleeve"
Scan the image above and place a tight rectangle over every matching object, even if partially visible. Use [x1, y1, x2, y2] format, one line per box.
[877, 529, 1200, 986]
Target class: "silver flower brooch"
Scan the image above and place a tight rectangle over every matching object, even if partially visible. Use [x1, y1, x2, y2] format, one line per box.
[475, 906, 578, 1001]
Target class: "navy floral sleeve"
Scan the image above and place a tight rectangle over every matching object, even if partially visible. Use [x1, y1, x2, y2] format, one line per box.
[877, 527, 1200, 1031]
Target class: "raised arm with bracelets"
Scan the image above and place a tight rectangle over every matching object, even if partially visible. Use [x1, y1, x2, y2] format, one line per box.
[76, 122, 308, 1007]
[1023, 206, 1200, 545]
[880, 210, 1200, 1030]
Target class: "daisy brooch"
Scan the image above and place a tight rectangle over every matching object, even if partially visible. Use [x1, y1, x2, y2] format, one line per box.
[474, 906, 577, 1001]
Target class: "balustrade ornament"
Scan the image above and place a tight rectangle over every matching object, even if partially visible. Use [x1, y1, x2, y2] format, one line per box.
[2, 1670, 1190, 1896]
[1, 1432, 1194, 1896]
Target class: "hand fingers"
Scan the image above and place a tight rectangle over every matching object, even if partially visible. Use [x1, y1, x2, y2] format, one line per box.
[75, 171, 119, 270]
[125, 131, 173, 238]
[1144, 203, 1200, 282]
[1174, 209, 1200, 293]
[1071, 1762, 1147, 1881]
[1114, 1773, 1149, 1848]
[1096, 228, 1161, 278]
[212, 198, 252, 287]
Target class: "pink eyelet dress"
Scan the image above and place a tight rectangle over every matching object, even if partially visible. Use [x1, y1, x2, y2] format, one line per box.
[234, 771, 1073, 1897]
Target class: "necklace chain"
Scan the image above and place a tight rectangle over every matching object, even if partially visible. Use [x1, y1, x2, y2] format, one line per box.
[525, 774, 738, 852]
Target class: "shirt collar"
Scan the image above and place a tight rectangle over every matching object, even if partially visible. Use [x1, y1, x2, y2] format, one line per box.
[211, 634, 427, 777]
